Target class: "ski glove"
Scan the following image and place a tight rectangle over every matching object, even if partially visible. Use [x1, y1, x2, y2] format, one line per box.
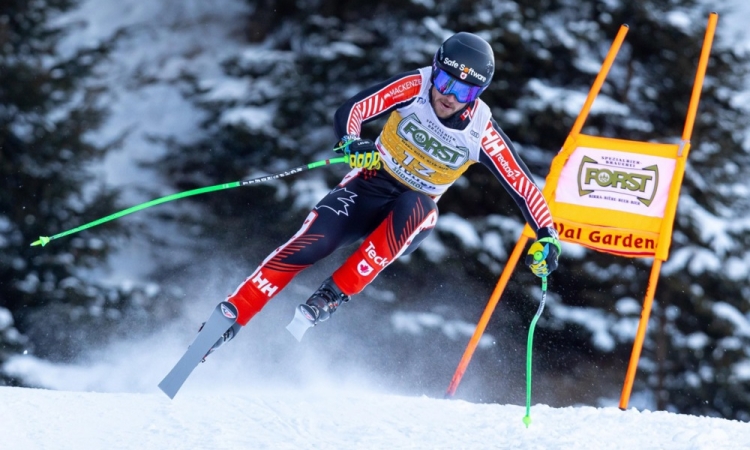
[525, 236, 561, 278]
[336, 136, 381, 170]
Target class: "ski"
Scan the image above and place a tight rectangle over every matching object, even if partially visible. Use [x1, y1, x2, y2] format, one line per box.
[286, 304, 316, 342]
[158, 301, 238, 399]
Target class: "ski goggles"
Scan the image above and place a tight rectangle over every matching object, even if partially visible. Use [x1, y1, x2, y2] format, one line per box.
[432, 67, 485, 103]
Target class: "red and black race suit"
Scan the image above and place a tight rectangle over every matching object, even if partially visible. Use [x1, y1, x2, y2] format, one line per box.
[228, 69, 553, 325]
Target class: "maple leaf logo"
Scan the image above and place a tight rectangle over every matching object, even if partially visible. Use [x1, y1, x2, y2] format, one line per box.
[357, 260, 373, 276]
[316, 188, 358, 216]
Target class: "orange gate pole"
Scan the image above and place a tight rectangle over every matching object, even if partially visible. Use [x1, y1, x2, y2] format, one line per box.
[681, 12, 719, 146]
[619, 259, 662, 409]
[568, 25, 629, 139]
[618, 12, 718, 410]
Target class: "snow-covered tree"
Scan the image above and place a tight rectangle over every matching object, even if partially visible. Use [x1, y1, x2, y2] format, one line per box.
[0, 0, 158, 382]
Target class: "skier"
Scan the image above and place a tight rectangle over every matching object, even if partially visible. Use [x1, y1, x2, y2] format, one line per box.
[206, 31, 561, 354]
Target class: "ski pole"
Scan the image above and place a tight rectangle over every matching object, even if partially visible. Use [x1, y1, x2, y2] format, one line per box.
[523, 275, 547, 428]
[30, 155, 347, 247]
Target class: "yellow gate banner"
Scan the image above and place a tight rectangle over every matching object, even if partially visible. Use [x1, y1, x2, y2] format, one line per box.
[523, 134, 682, 259]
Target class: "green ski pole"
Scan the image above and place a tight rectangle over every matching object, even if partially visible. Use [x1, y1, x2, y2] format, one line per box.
[31, 156, 347, 247]
[523, 275, 547, 428]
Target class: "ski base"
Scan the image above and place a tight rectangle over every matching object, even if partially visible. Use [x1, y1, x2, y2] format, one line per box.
[286, 304, 316, 342]
[158, 301, 238, 399]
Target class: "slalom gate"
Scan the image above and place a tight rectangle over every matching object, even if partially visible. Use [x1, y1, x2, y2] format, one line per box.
[445, 13, 719, 410]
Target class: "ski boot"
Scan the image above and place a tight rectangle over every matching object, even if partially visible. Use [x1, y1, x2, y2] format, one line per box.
[286, 277, 350, 341]
[201, 322, 242, 362]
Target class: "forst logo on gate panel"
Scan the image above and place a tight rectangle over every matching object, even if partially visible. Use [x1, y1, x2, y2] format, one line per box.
[397, 114, 469, 168]
[577, 156, 659, 206]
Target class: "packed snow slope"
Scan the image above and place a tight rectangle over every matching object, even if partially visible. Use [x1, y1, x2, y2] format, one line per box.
[1, 386, 748, 450]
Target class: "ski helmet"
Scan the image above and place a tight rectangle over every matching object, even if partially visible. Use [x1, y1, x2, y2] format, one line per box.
[433, 32, 495, 90]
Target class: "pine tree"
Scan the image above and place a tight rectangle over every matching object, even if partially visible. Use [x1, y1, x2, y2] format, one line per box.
[0, 0, 156, 382]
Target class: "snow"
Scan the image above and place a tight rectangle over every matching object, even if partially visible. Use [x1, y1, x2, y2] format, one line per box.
[0, 307, 13, 329]
[524, 78, 631, 118]
[665, 11, 693, 33]
[736, 360, 750, 381]
[391, 310, 494, 347]
[548, 302, 616, 351]
[56, 0, 250, 176]
[51, 0, 252, 286]
[437, 213, 482, 249]
[220, 105, 277, 130]
[712, 302, 750, 337]
[686, 332, 710, 350]
[1, 384, 748, 449]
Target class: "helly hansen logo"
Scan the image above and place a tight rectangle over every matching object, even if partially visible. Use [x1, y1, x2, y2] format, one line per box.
[365, 241, 389, 267]
[482, 125, 521, 180]
[251, 271, 278, 297]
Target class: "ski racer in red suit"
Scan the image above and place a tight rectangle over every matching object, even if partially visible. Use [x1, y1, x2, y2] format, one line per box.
[205, 32, 562, 354]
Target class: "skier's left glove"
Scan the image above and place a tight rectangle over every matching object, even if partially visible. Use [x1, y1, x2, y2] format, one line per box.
[335, 135, 381, 170]
[525, 228, 561, 278]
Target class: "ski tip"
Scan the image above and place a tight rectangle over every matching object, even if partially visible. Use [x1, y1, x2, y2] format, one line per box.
[157, 380, 179, 400]
[286, 306, 315, 342]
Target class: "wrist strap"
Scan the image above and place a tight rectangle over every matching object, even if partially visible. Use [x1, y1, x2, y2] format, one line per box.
[537, 237, 562, 254]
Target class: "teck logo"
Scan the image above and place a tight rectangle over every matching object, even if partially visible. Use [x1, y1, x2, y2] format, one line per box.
[365, 241, 389, 268]
[577, 156, 658, 206]
[398, 114, 468, 168]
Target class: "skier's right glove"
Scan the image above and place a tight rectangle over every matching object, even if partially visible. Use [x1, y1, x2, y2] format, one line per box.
[525, 229, 561, 278]
[335, 135, 381, 170]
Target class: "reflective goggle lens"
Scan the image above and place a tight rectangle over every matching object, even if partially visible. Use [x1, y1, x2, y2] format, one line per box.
[432, 68, 484, 103]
